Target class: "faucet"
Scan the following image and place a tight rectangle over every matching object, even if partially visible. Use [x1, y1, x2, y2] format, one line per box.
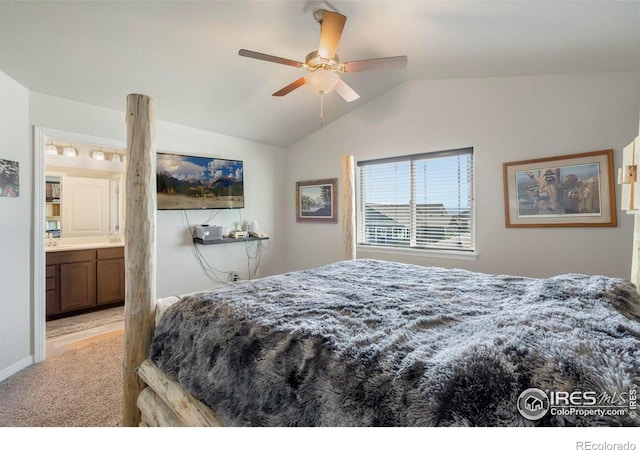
[108, 231, 122, 243]
[45, 233, 58, 247]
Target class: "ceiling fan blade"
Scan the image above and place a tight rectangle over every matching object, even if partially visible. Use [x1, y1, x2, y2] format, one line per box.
[239, 49, 304, 68]
[317, 11, 346, 60]
[334, 78, 360, 102]
[273, 77, 307, 97]
[342, 56, 408, 73]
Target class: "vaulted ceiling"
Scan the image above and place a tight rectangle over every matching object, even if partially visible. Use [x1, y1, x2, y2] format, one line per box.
[0, 1, 639, 147]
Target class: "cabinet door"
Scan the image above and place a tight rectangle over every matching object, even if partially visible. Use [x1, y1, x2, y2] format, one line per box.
[60, 261, 96, 311]
[97, 258, 125, 305]
[61, 176, 110, 237]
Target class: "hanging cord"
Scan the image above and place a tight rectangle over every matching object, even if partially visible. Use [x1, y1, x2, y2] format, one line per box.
[183, 210, 234, 284]
[244, 238, 264, 279]
[203, 209, 220, 225]
[320, 93, 325, 127]
[193, 242, 234, 284]
[248, 238, 270, 279]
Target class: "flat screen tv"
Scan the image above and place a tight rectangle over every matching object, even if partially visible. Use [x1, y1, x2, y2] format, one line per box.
[156, 152, 244, 210]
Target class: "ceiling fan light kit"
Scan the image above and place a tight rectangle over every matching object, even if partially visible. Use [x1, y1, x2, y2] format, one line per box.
[305, 69, 339, 94]
[238, 8, 407, 125]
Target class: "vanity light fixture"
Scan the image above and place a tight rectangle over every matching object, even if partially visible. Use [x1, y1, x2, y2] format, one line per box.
[111, 153, 121, 163]
[62, 146, 77, 157]
[92, 150, 105, 161]
[46, 144, 59, 156]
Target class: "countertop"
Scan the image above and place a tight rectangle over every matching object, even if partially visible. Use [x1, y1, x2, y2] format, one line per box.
[45, 241, 124, 252]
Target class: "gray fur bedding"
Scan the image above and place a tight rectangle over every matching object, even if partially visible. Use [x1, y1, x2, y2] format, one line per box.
[149, 259, 640, 426]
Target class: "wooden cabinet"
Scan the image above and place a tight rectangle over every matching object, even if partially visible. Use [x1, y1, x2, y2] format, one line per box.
[60, 260, 96, 311]
[60, 176, 110, 237]
[97, 247, 125, 305]
[46, 247, 125, 320]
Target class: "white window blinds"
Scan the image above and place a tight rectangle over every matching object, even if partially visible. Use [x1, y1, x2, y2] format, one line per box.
[358, 148, 474, 252]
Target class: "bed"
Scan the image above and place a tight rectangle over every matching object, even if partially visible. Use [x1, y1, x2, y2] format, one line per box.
[122, 93, 640, 428]
[139, 258, 640, 427]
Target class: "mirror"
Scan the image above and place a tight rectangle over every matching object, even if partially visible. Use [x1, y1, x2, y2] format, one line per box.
[45, 139, 126, 239]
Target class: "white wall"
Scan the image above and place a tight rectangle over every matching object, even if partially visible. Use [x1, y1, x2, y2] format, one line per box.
[286, 72, 640, 279]
[29, 93, 288, 298]
[0, 89, 288, 381]
[0, 71, 31, 378]
[153, 122, 287, 296]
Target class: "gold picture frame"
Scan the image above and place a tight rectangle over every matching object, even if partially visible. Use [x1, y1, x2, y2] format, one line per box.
[296, 178, 338, 223]
[503, 149, 617, 228]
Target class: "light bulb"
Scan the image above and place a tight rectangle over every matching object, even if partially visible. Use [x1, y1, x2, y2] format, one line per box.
[62, 146, 77, 157]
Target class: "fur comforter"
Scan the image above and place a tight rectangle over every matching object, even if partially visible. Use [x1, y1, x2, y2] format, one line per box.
[150, 259, 640, 426]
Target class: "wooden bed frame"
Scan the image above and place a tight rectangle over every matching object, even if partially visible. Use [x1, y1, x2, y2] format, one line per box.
[122, 93, 640, 427]
[121, 94, 356, 426]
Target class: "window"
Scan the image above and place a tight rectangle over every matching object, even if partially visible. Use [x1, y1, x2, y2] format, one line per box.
[357, 148, 474, 253]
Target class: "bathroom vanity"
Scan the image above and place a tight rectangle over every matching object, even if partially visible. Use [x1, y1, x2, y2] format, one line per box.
[46, 243, 125, 320]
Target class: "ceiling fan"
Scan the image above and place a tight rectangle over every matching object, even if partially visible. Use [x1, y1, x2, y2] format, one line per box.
[238, 9, 407, 122]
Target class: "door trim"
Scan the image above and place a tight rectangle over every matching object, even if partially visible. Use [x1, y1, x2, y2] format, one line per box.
[33, 126, 126, 362]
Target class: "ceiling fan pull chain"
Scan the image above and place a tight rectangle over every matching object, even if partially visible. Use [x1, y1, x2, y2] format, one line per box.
[320, 93, 325, 127]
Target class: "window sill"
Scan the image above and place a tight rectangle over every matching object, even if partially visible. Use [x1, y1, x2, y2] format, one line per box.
[357, 244, 478, 261]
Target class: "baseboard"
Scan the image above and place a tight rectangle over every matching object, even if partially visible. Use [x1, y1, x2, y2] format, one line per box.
[0, 355, 34, 383]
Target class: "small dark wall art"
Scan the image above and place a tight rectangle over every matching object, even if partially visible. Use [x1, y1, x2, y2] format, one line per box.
[0, 158, 19, 197]
[296, 178, 338, 223]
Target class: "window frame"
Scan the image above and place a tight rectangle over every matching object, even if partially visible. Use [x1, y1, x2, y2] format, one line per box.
[356, 147, 476, 259]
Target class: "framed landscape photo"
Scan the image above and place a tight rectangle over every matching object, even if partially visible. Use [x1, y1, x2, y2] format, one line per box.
[503, 149, 616, 227]
[296, 178, 338, 223]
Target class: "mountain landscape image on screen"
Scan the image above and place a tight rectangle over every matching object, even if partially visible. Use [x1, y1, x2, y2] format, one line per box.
[156, 153, 244, 210]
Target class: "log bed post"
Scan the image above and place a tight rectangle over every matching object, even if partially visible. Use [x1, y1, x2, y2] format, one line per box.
[123, 94, 157, 427]
[342, 155, 356, 260]
[632, 114, 640, 289]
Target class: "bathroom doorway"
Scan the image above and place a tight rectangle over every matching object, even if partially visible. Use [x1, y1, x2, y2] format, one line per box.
[34, 127, 127, 362]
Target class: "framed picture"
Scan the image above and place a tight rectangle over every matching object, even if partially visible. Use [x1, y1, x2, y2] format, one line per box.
[0, 158, 19, 197]
[503, 149, 616, 227]
[296, 178, 338, 223]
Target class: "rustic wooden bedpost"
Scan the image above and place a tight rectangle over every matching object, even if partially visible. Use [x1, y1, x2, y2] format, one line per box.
[632, 115, 640, 290]
[342, 155, 356, 260]
[123, 93, 157, 427]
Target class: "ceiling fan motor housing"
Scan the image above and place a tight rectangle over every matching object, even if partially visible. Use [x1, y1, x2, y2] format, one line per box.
[305, 51, 340, 72]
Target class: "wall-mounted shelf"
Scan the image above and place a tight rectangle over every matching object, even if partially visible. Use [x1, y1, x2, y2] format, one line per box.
[193, 236, 269, 245]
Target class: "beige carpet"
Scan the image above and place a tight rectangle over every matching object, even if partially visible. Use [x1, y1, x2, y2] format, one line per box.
[46, 306, 124, 339]
[0, 331, 123, 427]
